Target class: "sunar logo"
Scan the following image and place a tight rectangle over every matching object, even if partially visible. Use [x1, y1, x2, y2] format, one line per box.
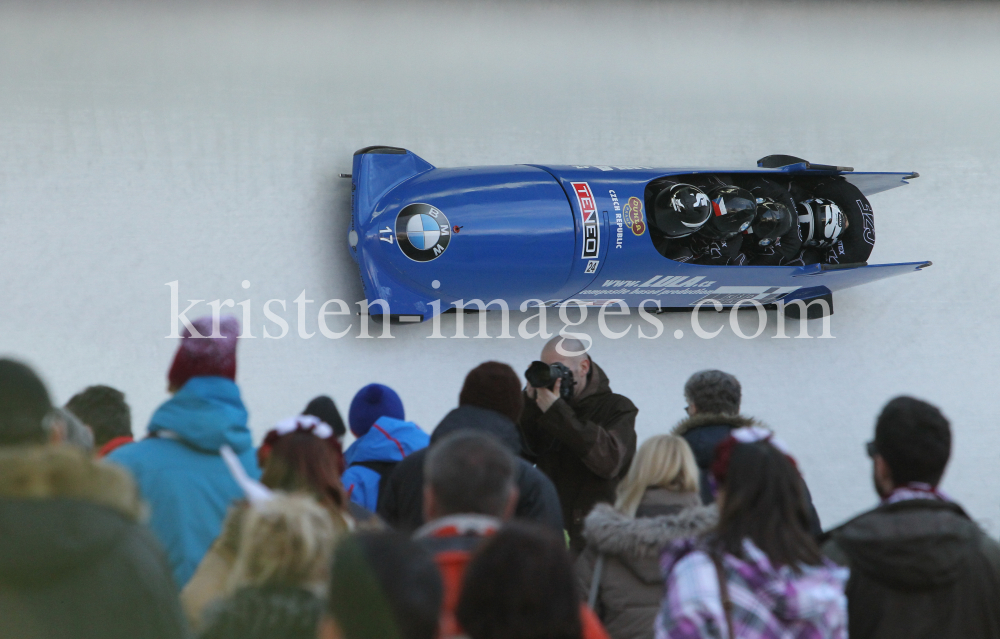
[572, 182, 600, 260]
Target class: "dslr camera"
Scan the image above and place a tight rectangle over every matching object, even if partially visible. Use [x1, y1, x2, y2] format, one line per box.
[524, 361, 575, 401]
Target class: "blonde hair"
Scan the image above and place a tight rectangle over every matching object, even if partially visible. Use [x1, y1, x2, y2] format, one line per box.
[227, 493, 338, 592]
[615, 435, 699, 517]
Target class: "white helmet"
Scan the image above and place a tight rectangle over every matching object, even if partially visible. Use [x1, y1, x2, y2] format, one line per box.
[797, 197, 845, 248]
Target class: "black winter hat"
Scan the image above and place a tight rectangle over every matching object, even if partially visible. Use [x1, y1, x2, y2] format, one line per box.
[0, 359, 52, 446]
[303, 395, 347, 439]
[873, 396, 951, 486]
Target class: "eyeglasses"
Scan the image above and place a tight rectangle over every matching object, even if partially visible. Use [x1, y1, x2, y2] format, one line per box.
[865, 441, 878, 458]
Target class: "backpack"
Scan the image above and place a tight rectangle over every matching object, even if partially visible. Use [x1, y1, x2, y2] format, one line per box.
[347, 459, 399, 505]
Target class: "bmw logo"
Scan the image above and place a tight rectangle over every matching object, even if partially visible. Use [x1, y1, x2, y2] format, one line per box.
[396, 203, 451, 262]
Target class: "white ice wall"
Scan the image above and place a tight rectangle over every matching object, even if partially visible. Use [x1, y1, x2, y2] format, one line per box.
[1, 0, 998, 531]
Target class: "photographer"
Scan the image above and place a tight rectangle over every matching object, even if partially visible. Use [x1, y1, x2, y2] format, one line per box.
[519, 338, 638, 554]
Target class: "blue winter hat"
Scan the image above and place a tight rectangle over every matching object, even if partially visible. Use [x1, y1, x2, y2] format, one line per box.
[349, 384, 404, 437]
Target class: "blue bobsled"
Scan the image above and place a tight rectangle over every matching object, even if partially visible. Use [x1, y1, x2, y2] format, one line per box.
[346, 146, 929, 322]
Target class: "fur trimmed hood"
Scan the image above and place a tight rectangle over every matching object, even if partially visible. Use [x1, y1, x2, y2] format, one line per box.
[582, 502, 717, 558]
[0, 444, 143, 521]
[0, 445, 148, 588]
[671, 412, 758, 437]
[581, 500, 717, 584]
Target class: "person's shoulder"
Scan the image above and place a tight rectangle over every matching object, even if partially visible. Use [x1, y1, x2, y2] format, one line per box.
[820, 535, 850, 567]
[828, 500, 982, 557]
[387, 446, 427, 480]
[105, 436, 149, 462]
[516, 459, 558, 497]
[608, 392, 638, 412]
[516, 457, 547, 482]
[107, 435, 180, 466]
[672, 413, 755, 437]
[665, 546, 715, 585]
[972, 524, 1000, 573]
[341, 463, 374, 481]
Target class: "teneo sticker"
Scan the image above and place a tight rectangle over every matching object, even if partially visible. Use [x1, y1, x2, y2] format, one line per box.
[571, 182, 600, 260]
[396, 203, 451, 262]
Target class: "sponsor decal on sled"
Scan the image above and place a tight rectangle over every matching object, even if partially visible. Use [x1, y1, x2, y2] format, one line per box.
[624, 196, 646, 236]
[396, 203, 451, 262]
[572, 182, 600, 260]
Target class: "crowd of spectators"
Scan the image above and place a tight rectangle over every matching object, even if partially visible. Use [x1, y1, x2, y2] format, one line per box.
[1, 313, 998, 639]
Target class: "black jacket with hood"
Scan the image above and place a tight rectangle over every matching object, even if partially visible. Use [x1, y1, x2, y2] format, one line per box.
[822, 499, 1000, 639]
[672, 412, 757, 505]
[673, 412, 822, 536]
[0, 445, 187, 639]
[377, 405, 563, 534]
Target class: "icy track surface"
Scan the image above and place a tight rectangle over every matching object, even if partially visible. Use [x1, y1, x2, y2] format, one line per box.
[1, 1, 998, 531]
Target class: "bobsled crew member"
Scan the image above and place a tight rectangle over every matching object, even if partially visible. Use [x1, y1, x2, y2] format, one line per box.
[519, 337, 638, 554]
[737, 176, 804, 266]
[688, 183, 757, 266]
[378, 362, 563, 534]
[108, 314, 259, 590]
[341, 383, 429, 512]
[792, 178, 876, 265]
[650, 174, 875, 267]
[648, 179, 755, 266]
[647, 181, 713, 263]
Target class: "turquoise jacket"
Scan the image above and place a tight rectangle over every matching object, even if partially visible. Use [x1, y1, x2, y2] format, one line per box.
[108, 376, 259, 589]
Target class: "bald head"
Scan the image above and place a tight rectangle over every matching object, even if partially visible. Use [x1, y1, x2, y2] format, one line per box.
[540, 337, 591, 399]
[542, 337, 588, 361]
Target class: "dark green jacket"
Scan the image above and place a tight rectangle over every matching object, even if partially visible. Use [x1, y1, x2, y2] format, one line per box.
[822, 499, 1000, 639]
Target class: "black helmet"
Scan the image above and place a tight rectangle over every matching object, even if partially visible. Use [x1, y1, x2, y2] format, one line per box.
[798, 197, 845, 248]
[748, 199, 793, 247]
[700, 186, 756, 239]
[652, 183, 712, 238]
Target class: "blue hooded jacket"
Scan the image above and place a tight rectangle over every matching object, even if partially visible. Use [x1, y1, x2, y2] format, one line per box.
[341, 416, 428, 512]
[108, 377, 259, 589]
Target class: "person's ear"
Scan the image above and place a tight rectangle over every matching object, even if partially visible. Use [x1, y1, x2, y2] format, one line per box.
[423, 484, 438, 523]
[873, 454, 895, 497]
[48, 419, 66, 445]
[318, 616, 343, 639]
[580, 357, 591, 377]
[501, 486, 520, 521]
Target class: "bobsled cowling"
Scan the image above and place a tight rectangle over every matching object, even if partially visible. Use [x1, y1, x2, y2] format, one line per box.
[348, 147, 929, 322]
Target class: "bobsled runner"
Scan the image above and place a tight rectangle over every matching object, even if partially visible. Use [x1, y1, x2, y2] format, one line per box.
[346, 147, 929, 322]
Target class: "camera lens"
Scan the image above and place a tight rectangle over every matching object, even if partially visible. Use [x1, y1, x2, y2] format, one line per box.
[524, 361, 554, 388]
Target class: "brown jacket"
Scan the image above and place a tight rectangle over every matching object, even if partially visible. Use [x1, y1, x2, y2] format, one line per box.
[519, 361, 638, 553]
[575, 490, 717, 639]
